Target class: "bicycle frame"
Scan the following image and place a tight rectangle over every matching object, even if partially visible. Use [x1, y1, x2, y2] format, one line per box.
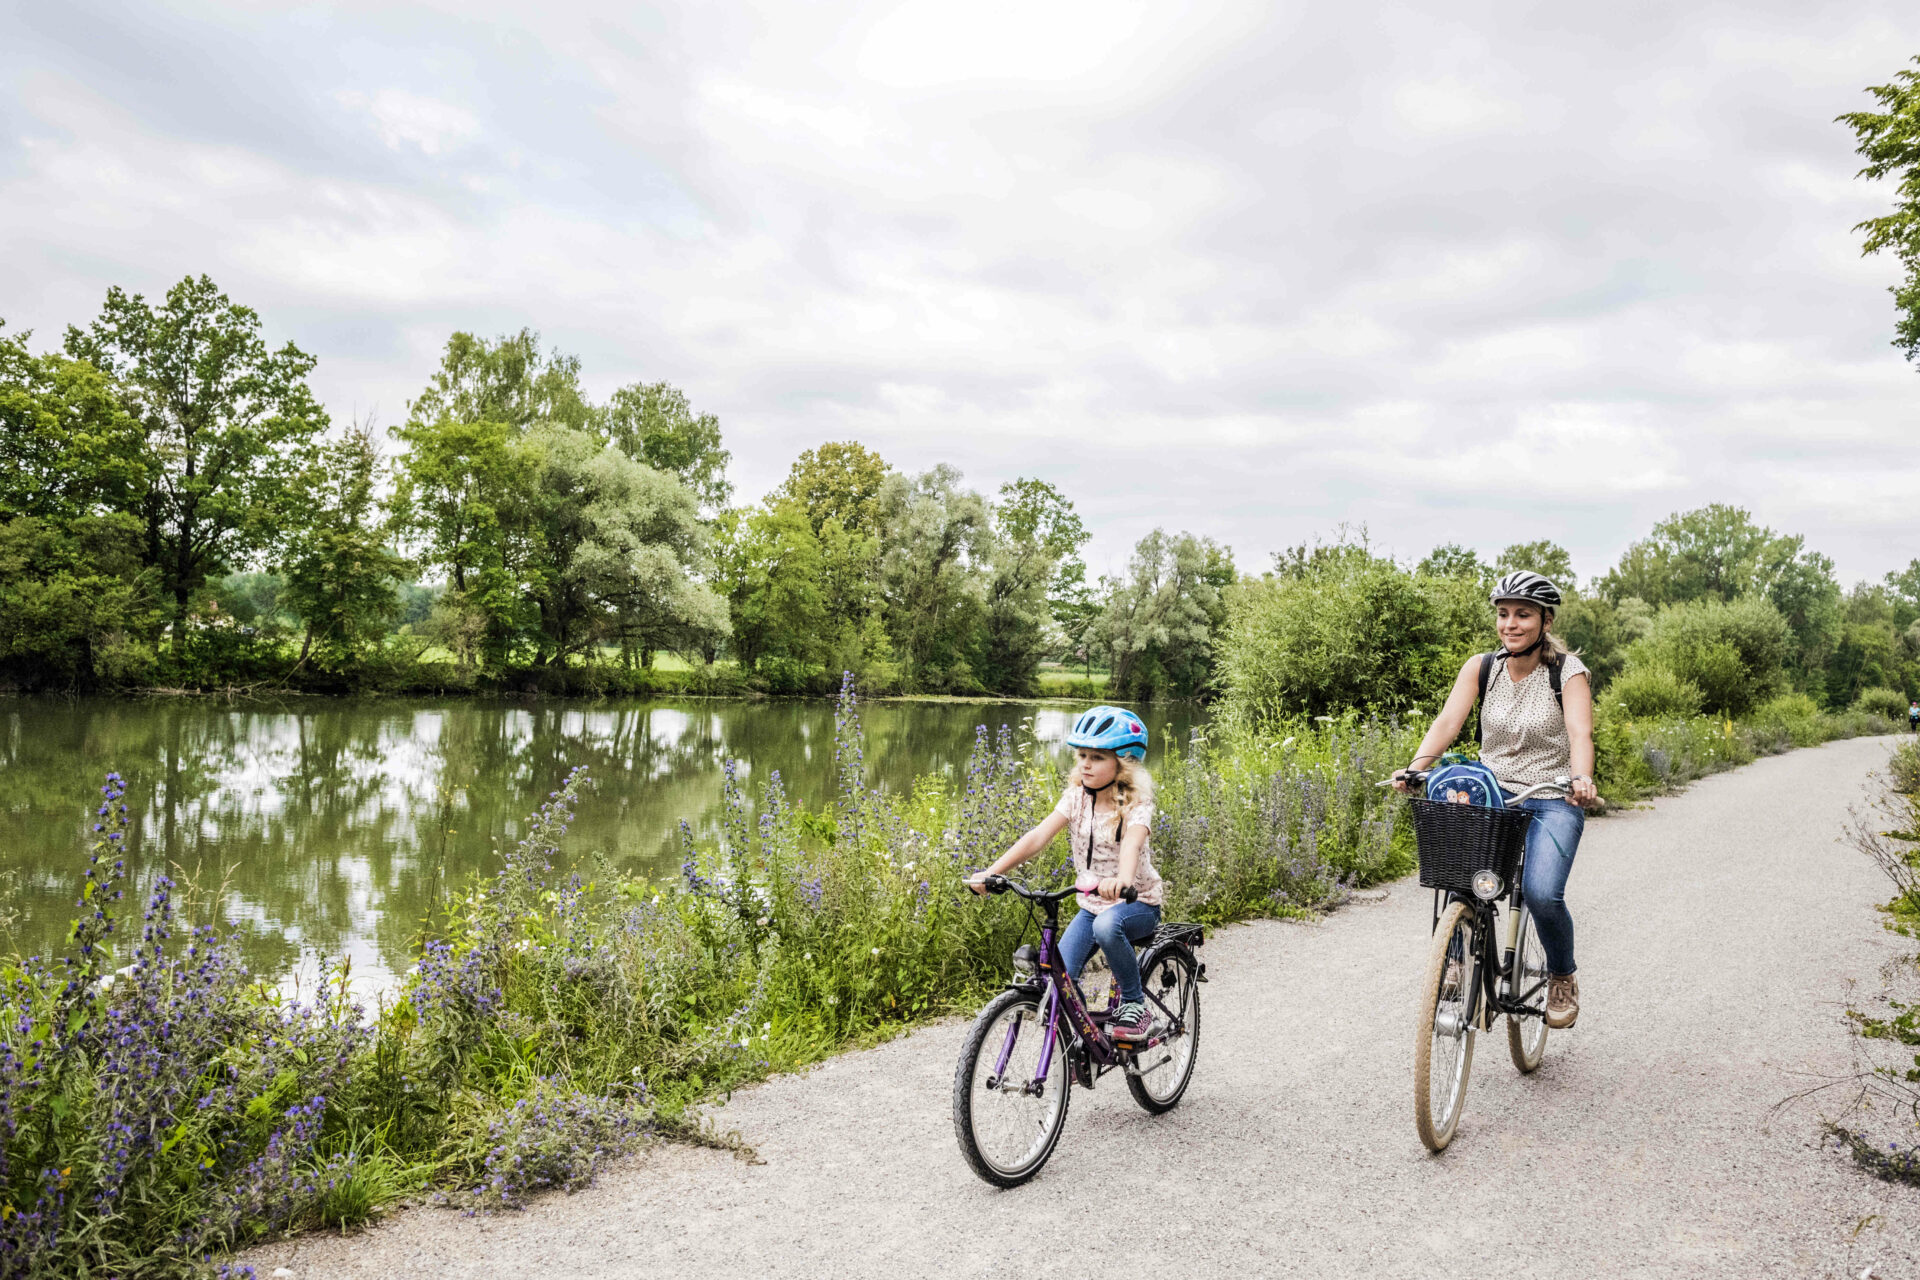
[985, 881, 1188, 1091]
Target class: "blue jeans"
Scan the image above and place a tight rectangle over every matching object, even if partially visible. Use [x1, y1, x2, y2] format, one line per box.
[1509, 794, 1585, 976]
[1058, 901, 1162, 1004]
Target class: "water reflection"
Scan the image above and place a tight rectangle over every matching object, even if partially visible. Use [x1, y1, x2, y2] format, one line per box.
[0, 698, 1206, 988]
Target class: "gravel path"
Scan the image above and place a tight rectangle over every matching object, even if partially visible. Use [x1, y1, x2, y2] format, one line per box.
[249, 736, 1919, 1279]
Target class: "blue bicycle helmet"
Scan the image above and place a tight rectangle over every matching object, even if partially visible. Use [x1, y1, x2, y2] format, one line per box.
[1065, 705, 1148, 760]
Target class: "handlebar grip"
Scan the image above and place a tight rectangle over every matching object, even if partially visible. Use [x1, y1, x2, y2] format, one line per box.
[1120, 885, 1137, 903]
[982, 873, 1010, 894]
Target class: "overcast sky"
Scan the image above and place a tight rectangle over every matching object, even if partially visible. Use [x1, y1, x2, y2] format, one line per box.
[4, 0, 1919, 586]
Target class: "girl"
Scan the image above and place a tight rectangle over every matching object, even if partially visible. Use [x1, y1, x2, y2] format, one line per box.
[1394, 570, 1596, 1029]
[969, 705, 1163, 1041]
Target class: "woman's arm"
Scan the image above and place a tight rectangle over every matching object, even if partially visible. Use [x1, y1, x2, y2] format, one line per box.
[968, 809, 1070, 893]
[1394, 657, 1484, 791]
[1562, 672, 1598, 807]
[1097, 822, 1150, 902]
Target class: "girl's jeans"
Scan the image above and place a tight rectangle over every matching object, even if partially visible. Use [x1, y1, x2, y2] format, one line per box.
[1059, 901, 1162, 1004]
[1509, 794, 1585, 976]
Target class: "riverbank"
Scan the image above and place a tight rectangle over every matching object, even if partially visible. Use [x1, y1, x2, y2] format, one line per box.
[0, 683, 1899, 1277]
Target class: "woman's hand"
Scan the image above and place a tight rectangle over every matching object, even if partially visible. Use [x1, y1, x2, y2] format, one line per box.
[1391, 768, 1416, 794]
[966, 872, 990, 896]
[1569, 776, 1598, 808]
[1096, 876, 1125, 902]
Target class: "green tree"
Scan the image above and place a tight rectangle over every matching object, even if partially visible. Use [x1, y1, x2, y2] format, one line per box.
[1555, 594, 1651, 686]
[1840, 57, 1920, 362]
[876, 466, 989, 691]
[1494, 539, 1576, 587]
[600, 381, 733, 514]
[0, 322, 146, 523]
[1416, 542, 1491, 585]
[518, 425, 727, 667]
[1623, 595, 1791, 716]
[773, 441, 892, 538]
[1100, 529, 1236, 701]
[975, 479, 1089, 695]
[0, 515, 155, 688]
[711, 503, 828, 672]
[406, 329, 593, 432]
[1217, 546, 1480, 724]
[63, 276, 328, 651]
[279, 422, 407, 670]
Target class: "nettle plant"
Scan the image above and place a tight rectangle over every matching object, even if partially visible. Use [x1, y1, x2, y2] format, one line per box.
[0, 774, 367, 1279]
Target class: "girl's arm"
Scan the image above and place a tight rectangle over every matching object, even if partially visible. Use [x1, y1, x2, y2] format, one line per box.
[1098, 821, 1149, 902]
[1562, 672, 1598, 807]
[1394, 657, 1483, 790]
[968, 809, 1070, 893]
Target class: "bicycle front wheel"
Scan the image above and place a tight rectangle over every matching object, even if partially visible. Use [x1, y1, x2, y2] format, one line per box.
[952, 988, 1071, 1187]
[1126, 946, 1200, 1113]
[1506, 904, 1550, 1073]
[1413, 900, 1477, 1153]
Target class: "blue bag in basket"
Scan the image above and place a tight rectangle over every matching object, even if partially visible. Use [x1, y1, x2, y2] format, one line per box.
[1424, 756, 1504, 809]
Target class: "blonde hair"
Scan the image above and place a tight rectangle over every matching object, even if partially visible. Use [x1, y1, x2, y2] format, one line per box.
[1067, 754, 1155, 840]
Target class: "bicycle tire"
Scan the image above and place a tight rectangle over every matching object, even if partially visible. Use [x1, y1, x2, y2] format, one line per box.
[1413, 899, 1477, 1153]
[1506, 904, 1550, 1073]
[952, 987, 1071, 1187]
[1125, 946, 1200, 1114]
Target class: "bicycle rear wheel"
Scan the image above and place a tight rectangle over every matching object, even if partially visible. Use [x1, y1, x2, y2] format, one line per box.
[952, 988, 1071, 1187]
[1506, 904, 1550, 1073]
[1413, 900, 1477, 1153]
[1125, 947, 1200, 1113]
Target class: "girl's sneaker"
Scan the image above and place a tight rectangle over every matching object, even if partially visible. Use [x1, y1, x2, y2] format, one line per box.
[1110, 1001, 1152, 1041]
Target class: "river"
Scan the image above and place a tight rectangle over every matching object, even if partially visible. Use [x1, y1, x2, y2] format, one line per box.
[0, 696, 1206, 990]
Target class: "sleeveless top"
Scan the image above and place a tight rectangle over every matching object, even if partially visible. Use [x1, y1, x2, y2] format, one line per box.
[1051, 786, 1163, 913]
[1479, 652, 1589, 792]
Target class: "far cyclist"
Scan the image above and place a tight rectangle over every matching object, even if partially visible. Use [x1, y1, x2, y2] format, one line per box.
[1909, 699, 1918, 735]
[1393, 571, 1597, 1030]
[969, 706, 1163, 1042]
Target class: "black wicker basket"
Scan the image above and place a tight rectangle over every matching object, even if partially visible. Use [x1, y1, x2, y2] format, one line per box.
[1408, 798, 1534, 896]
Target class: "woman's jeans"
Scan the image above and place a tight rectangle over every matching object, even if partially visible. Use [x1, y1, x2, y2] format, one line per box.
[1058, 901, 1162, 1004]
[1508, 794, 1585, 976]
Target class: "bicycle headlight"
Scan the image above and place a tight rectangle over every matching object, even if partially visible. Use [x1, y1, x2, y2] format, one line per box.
[1471, 869, 1503, 901]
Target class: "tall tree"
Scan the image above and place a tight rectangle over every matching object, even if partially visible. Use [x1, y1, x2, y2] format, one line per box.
[1494, 539, 1576, 588]
[406, 329, 593, 432]
[600, 382, 733, 514]
[876, 465, 989, 690]
[975, 478, 1088, 695]
[1100, 529, 1235, 701]
[279, 421, 407, 670]
[63, 276, 327, 649]
[1841, 58, 1920, 363]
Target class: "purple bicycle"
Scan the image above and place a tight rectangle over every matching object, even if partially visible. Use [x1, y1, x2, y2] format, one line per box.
[953, 874, 1205, 1187]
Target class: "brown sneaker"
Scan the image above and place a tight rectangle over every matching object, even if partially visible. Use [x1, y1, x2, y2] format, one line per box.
[1545, 975, 1579, 1029]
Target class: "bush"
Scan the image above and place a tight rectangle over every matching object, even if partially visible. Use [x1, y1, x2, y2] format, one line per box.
[1625, 596, 1790, 716]
[1853, 686, 1910, 722]
[1889, 739, 1920, 795]
[1217, 549, 1482, 725]
[1602, 664, 1702, 720]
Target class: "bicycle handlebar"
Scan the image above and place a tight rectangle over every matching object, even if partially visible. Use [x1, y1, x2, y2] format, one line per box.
[1378, 771, 1587, 805]
[978, 874, 1136, 904]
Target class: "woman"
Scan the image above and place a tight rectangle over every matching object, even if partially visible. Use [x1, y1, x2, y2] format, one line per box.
[1394, 571, 1597, 1029]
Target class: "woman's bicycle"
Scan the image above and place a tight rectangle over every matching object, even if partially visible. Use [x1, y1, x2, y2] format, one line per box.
[953, 875, 1206, 1187]
[1388, 769, 1574, 1152]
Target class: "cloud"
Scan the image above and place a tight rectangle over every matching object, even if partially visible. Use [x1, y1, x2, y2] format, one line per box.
[2, 0, 1919, 586]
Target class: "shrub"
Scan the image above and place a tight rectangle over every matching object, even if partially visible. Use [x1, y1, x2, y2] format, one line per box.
[1625, 596, 1790, 716]
[1890, 739, 1920, 795]
[1217, 549, 1482, 725]
[1602, 664, 1702, 720]
[1853, 686, 1910, 722]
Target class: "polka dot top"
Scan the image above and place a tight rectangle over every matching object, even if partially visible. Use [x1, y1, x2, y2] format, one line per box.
[1480, 652, 1589, 792]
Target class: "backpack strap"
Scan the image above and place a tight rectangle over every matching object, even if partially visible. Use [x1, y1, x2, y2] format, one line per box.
[1474, 652, 1496, 748]
[1546, 651, 1563, 711]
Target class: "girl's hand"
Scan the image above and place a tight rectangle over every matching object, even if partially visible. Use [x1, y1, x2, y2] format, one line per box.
[1570, 777, 1598, 808]
[1096, 877, 1124, 902]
